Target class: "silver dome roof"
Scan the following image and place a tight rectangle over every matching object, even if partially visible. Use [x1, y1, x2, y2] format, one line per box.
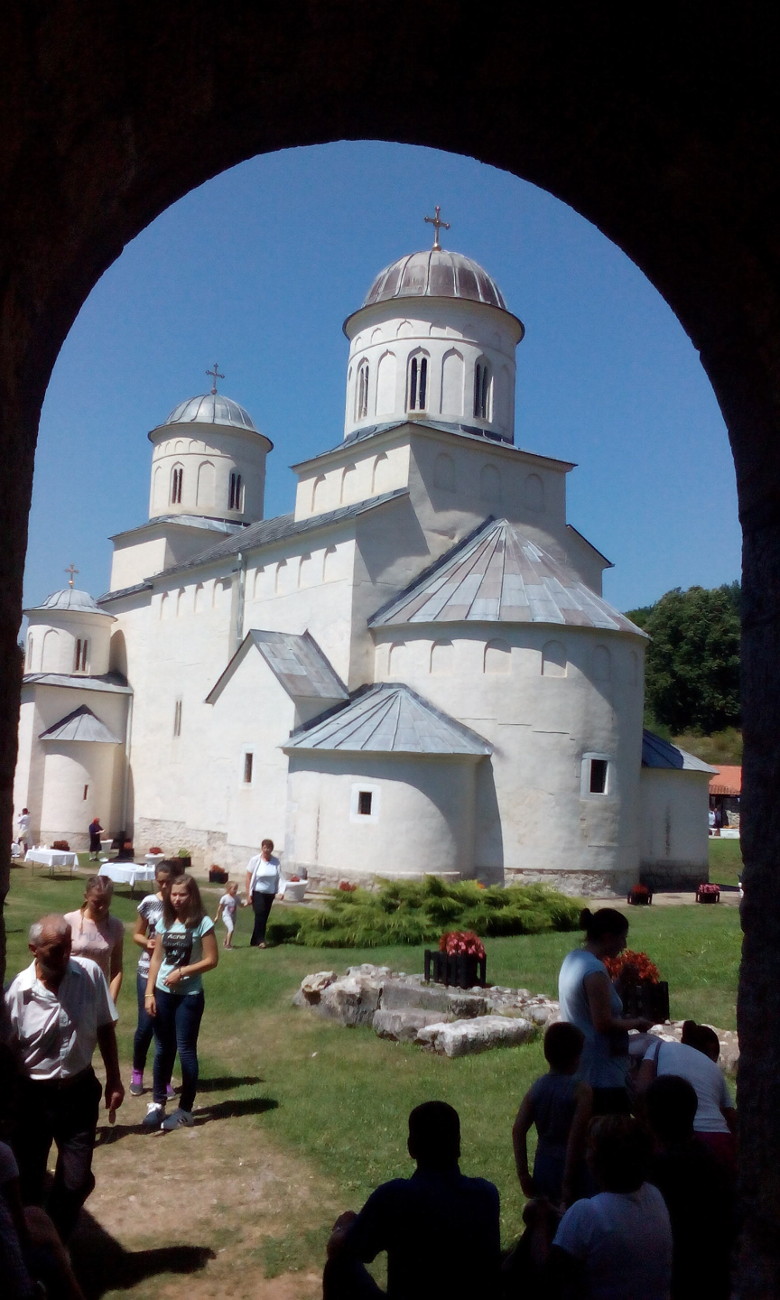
[363, 249, 508, 310]
[30, 588, 112, 616]
[165, 393, 258, 431]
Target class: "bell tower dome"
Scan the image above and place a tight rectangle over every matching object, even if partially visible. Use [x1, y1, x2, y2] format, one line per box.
[147, 376, 272, 525]
[342, 214, 524, 444]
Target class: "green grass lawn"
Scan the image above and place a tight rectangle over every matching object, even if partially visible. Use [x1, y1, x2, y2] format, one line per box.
[708, 835, 743, 888]
[2, 863, 742, 1280]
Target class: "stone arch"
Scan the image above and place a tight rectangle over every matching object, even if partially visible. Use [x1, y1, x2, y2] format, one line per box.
[592, 643, 611, 681]
[0, 17, 779, 1283]
[375, 350, 397, 416]
[196, 460, 215, 509]
[484, 638, 511, 673]
[480, 462, 501, 503]
[41, 628, 60, 671]
[311, 474, 326, 513]
[542, 639, 567, 677]
[430, 639, 453, 673]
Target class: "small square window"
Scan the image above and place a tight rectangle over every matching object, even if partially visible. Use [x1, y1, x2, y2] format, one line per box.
[589, 759, 608, 794]
[358, 790, 373, 816]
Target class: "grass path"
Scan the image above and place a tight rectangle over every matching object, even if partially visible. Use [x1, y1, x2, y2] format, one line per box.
[3, 862, 741, 1295]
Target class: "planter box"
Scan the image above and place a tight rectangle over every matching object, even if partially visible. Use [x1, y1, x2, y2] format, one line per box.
[283, 880, 307, 903]
[424, 949, 487, 989]
[209, 868, 229, 884]
[619, 980, 670, 1023]
[627, 888, 653, 905]
[696, 887, 720, 904]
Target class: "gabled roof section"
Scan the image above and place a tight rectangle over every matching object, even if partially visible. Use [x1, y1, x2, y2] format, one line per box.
[294, 419, 575, 469]
[641, 730, 718, 774]
[102, 489, 408, 599]
[285, 683, 492, 757]
[206, 630, 348, 705]
[23, 672, 132, 695]
[39, 704, 122, 744]
[369, 518, 646, 634]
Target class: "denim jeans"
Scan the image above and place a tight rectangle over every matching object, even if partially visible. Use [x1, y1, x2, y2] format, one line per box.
[133, 971, 155, 1071]
[152, 988, 205, 1112]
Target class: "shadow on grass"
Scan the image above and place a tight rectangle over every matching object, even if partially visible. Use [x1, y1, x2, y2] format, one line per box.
[70, 1209, 215, 1299]
[96, 1095, 279, 1144]
[196, 1074, 263, 1091]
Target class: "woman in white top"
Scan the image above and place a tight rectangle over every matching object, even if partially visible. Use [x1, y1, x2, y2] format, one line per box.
[245, 838, 281, 948]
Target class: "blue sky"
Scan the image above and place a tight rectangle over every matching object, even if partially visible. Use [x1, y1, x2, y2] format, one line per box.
[25, 140, 739, 618]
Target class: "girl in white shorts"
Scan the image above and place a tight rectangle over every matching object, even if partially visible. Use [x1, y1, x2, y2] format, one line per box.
[215, 881, 240, 948]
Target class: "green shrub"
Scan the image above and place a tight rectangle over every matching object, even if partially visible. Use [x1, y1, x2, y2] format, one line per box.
[265, 877, 581, 947]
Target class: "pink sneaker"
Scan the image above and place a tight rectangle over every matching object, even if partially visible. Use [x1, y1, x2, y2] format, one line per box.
[129, 1070, 144, 1096]
[166, 1083, 176, 1099]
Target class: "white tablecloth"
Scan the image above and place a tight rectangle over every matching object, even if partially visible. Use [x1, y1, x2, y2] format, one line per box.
[25, 849, 79, 874]
[99, 863, 156, 890]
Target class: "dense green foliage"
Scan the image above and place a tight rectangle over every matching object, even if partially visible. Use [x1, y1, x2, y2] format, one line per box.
[266, 876, 582, 948]
[627, 582, 741, 734]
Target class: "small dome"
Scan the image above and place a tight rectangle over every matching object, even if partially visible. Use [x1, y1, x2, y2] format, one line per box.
[31, 589, 111, 616]
[363, 249, 508, 311]
[164, 393, 258, 432]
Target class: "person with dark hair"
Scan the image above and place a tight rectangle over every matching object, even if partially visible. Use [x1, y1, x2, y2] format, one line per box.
[636, 1023, 736, 1175]
[644, 1075, 735, 1298]
[87, 816, 103, 861]
[558, 909, 653, 1114]
[323, 1101, 500, 1299]
[143, 874, 218, 1132]
[4, 915, 124, 1240]
[550, 1115, 672, 1298]
[513, 1021, 592, 1206]
[129, 861, 175, 1096]
[245, 838, 281, 948]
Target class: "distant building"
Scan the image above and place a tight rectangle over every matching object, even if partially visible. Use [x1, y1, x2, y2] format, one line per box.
[15, 228, 715, 892]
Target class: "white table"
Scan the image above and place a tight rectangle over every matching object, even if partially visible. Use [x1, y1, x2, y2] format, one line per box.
[25, 848, 79, 876]
[99, 862, 156, 893]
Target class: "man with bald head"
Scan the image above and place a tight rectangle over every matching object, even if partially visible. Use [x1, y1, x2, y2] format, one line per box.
[4, 914, 124, 1240]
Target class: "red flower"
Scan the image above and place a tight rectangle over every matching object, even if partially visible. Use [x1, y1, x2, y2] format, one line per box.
[603, 949, 661, 985]
[439, 931, 486, 959]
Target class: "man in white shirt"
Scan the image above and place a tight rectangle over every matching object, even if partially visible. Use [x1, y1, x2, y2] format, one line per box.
[5, 914, 124, 1240]
[16, 808, 30, 854]
[245, 838, 281, 948]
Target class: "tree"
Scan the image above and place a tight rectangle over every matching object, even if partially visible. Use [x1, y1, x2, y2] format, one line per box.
[626, 583, 741, 735]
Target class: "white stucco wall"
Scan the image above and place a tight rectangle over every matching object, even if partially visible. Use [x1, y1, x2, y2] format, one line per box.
[284, 752, 479, 879]
[640, 768, 711, 886]
[25, 610, 114, 677]
[148, 422, 270, 524]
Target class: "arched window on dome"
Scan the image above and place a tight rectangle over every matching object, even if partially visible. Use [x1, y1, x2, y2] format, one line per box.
[73, 638, 89, 672]
[407, 353, 428, 411]
[228, 472, 243, 512]
[356, 361, 369, 420]
[473, 359, 492, 420]
[170, 464, 183, 505]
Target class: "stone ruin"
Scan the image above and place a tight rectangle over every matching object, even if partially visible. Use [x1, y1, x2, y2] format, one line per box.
[294, 963, 740, 1068]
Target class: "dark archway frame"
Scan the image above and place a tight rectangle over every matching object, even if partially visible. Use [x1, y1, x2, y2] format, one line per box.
[2, 5, 778, 1290]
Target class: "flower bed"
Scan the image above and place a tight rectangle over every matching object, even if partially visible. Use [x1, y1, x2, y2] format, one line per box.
[604, 949, 669, 1022]
[696, 883, 721, 904]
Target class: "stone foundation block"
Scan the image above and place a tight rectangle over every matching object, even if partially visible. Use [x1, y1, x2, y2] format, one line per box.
[373, 1009, 447, 1041]
[318, 976, 382, 1027]
[417, 1015, 536, 1057]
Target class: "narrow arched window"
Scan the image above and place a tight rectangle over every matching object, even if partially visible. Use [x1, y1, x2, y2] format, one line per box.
[356, 361, 369, 419]
[408, 355, 428, 410]
[170, 465, 183, 505]
[74, 638, 89, 672]
[228, 472, 243, 511]
[474, 360, 491, 419]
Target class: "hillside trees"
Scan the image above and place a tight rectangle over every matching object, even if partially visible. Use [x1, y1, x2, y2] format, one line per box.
[626, 583, 741, 735]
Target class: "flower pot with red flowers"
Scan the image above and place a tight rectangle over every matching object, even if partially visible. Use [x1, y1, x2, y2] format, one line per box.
[208, 864, 229, 884]
[627, 882, 653, 905]
[425, 931, 487, 989]
[696, 883, 720, 904]
[604, 949, 669, 1023]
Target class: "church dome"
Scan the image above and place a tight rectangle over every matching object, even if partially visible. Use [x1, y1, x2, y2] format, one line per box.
[363, 249, 508, 311]
[32, 588, 111, 616]
[164, 392, 258, 432]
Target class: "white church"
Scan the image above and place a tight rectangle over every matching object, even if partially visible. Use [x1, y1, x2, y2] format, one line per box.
[15, 220, 714, 894]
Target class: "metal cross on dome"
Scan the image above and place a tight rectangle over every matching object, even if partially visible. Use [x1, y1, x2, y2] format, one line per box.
[206, 363, 224, 395]
[424, 206, 450, 250]
[64, 563, 79, 588]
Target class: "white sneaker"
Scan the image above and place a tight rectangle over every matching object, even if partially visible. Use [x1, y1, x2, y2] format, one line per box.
[143, 1102, 165, 1129]
[161, 1107, 194, 1131]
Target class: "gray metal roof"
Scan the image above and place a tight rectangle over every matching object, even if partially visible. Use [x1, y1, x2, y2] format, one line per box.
[39, 704, 122, 744]
[362, 249, 510, 312]
[26, 588, 113, 618]
[641, 730, 718, 774]
[162, 392, 258, 432]
[110, 514, 247, 542]
[206, 630, 348, 704]
[369, 518, 646, 634]
[286, 683, 492, 757]
[100, 489, 408, 599]
[23, 672, 132, 694]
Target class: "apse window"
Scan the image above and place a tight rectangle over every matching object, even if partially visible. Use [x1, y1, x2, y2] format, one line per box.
[243, 751, 254, 784]
[173, 699, 182, 737]
[350, 783, 380, 823]
[229, 472, 243, 511]
[581, 753, 610, 795]
[74, 638, 89, 672]
[171, 466, 183, 505]
[356, 361, 369, 419]
[473, 360, 491, 419]
[407, 355, 428, 410]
